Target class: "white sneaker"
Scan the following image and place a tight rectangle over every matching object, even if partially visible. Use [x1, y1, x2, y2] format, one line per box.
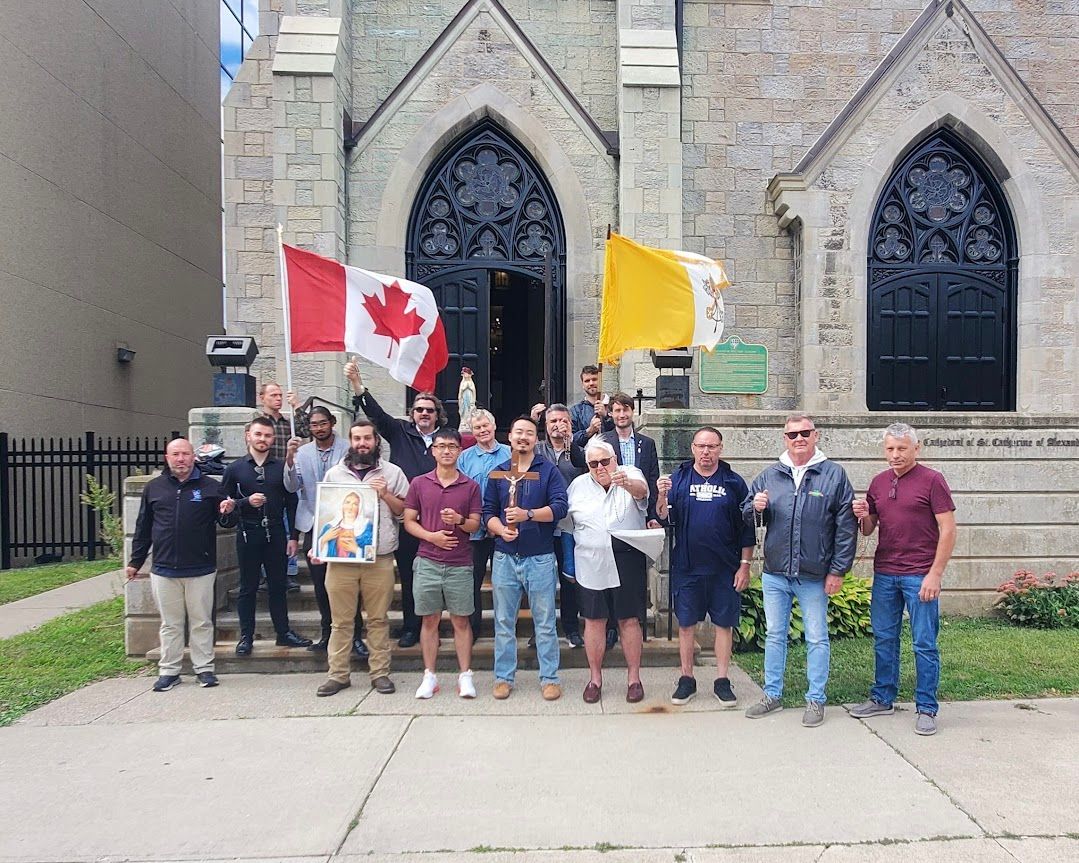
[415, 670, 439, 699]
[458, 669, 476, 699]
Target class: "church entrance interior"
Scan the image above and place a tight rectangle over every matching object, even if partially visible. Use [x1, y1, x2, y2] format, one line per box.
[407, 119, 566, 428]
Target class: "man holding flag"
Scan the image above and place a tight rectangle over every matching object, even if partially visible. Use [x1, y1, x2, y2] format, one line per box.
[279, 240, 454, 648]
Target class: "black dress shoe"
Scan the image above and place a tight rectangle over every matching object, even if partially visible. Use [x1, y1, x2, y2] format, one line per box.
[352, 638, 370, 659]
[276, 630, 313, 648]
[397, 630, 419, 648]
[307, 636, 329, 653]
[235, 635, 253, 656]
[605, 629, 618, 650]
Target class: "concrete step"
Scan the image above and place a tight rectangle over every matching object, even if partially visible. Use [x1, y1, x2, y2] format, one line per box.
[211, 607, 658, 641]
[233, 580, 501, 613]
[146, 635, 688, 674]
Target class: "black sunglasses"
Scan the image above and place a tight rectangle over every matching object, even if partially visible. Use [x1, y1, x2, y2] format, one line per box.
[587, 457, 613, 469]
[889, 476, 899, 500]
[413, 406, 437, 414]
[254, 465, 266, 483]
[784, 429, 816, 440]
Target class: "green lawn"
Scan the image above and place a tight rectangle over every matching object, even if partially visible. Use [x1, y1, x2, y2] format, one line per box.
[0, 557, 120, 605]
[736, 617, 1079, 707]
[0, 597, 147, 726]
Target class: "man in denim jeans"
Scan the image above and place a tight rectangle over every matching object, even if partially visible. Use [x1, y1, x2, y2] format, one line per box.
[850, 423, 956, 736]
[483, 416, 569, 701]
[741, 413, 857, 727]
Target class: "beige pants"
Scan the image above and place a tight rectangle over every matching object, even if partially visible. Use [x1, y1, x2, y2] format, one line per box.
[326, 554, 394, 683]
[150, 572, 216, 675]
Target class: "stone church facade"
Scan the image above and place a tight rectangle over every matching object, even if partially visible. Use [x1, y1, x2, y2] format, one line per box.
[218, 0, 1079, 609]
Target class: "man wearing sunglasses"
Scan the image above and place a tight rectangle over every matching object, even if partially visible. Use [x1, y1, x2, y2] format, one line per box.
[220, 416, 312, 655]
[742, 413, 856, 727]
[657, 427, 755, 707]
[849, 423, 955, 736]
[344, 358, 474, 648]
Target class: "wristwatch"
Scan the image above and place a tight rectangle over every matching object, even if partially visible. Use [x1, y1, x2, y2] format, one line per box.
[527, 509, 535, 521]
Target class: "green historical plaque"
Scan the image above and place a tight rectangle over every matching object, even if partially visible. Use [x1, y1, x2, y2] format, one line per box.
[698, 337, 769, 394]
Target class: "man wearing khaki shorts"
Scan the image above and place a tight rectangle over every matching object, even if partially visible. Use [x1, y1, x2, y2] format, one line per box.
[403, 428, 483, 699]
[314, 420, 409, 697]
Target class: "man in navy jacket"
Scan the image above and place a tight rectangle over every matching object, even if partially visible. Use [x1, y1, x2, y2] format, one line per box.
[128, 438, 233, 691]
[483, 416, 569, 701]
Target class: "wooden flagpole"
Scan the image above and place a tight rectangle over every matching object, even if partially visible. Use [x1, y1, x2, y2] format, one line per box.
[275, 224, 296, 437]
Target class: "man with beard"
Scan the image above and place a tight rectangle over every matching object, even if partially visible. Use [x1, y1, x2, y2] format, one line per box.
[344, 359, 472, 648]
[283, 406, 367, 659]
[314, 420, 409, 696]
[220, 417, 312, 654]
[535, 403, 587, 648]
[483, 416, 569, 701]
[569, 365, 614, 447]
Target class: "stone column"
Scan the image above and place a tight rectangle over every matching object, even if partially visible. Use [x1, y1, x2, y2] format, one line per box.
[270, 14, 353, 406]
[615, 1, 682, 397]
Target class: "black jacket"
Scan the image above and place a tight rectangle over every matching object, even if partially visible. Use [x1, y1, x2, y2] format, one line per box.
[353, 388, 437, 481]
[129, 468, 231, 577]
[219, 454, 297, 535]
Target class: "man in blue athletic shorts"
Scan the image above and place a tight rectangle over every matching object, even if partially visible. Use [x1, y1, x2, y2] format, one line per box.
[657, 426, 754, 707]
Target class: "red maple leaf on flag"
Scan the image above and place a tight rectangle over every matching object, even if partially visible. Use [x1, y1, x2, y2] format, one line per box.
[362, 280, 426, 357]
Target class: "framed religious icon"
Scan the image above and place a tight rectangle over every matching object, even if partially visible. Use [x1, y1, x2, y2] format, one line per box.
[313, 483, 379, 564]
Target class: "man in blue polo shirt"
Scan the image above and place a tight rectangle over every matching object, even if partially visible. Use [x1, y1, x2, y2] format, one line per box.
[657, 426, 754, 707]
[483, 416, 569, 701]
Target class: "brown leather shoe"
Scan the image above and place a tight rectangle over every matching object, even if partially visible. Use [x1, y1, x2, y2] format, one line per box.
[493, 681, 512, 700]
[371, 676, 395, 694]
[542, 683, 562, 701]
[317, 678, 350, 697]
[583, 682, 601, 704]
[626, 681, 645, 703]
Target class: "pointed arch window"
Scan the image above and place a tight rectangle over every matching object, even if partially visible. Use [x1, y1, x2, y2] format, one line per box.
[868, 129, 1017, 411]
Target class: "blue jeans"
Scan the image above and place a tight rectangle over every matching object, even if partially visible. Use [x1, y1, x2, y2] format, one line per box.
[492, 551, 560, 686]
[762, 573, 830, 704]
[870, 574, 940, 715]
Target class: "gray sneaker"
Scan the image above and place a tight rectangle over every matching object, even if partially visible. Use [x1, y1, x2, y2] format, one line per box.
[850, 699, 894, 718]
[915, 712, 938, 736]
[802, 701, 825, 727]
[744, 695, 783, 719]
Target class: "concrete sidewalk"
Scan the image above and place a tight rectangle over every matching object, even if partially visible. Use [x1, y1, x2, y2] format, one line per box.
[0, 568, 125, 639]
[2, 664, 1077, 863]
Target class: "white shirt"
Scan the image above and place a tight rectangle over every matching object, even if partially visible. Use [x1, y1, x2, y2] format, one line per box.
[780, 449, 827, 490]
[566, 466, 648, 590]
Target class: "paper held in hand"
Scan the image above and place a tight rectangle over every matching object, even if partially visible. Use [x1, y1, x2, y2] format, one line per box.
[611, 527, 666, 561]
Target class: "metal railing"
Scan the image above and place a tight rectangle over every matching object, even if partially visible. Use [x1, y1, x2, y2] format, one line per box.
[0, 431, 178, 569]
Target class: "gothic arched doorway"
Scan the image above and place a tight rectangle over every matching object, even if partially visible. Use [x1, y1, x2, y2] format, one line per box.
[407, 120, 567, 424]
[867, 129, 1018, 411]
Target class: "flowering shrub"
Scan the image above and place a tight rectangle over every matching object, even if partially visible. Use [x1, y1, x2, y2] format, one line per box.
[996, 571, 1079, 629]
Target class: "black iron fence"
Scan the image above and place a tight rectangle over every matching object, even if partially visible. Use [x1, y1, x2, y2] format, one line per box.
[0, 431, 177, 569]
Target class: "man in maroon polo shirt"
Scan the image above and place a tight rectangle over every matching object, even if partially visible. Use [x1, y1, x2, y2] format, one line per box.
[850, 422, 956, 736]
[403, 428, 483, 699]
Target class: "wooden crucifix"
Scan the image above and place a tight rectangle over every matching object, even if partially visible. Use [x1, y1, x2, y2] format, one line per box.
[489, 456, 540, 510]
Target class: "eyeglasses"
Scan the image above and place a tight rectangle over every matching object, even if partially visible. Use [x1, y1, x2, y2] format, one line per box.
[784, 429, 816, 440]
[692, 443, 720, 450]
[254, 466, 265, 484]
[413, 406, 436, 414]
[432, 443, 460, 451]
[309, 420, 332, 428]
[889, 476, 899, 500]
[587, 457, 613, 469]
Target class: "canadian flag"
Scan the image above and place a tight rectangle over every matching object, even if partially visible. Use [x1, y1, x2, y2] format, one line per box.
[283, 244, 448, 392]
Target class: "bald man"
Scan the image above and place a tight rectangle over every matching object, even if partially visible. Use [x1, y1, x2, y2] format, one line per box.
[128, 438, 234, 691]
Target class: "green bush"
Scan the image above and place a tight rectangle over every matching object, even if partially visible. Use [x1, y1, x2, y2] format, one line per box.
[995, 570, 1079, 629]
[735, 574, 872, 651]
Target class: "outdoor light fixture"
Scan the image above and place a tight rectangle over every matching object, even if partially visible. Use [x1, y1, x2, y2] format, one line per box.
[205, 335, 259, 407]
[116, 346, 136, 363]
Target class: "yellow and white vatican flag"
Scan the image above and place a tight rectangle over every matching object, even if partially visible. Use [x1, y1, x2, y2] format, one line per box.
[597, 232, 731, 365]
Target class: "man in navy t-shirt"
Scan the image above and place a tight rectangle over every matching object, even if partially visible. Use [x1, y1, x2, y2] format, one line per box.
[657, 426, 755, 707]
